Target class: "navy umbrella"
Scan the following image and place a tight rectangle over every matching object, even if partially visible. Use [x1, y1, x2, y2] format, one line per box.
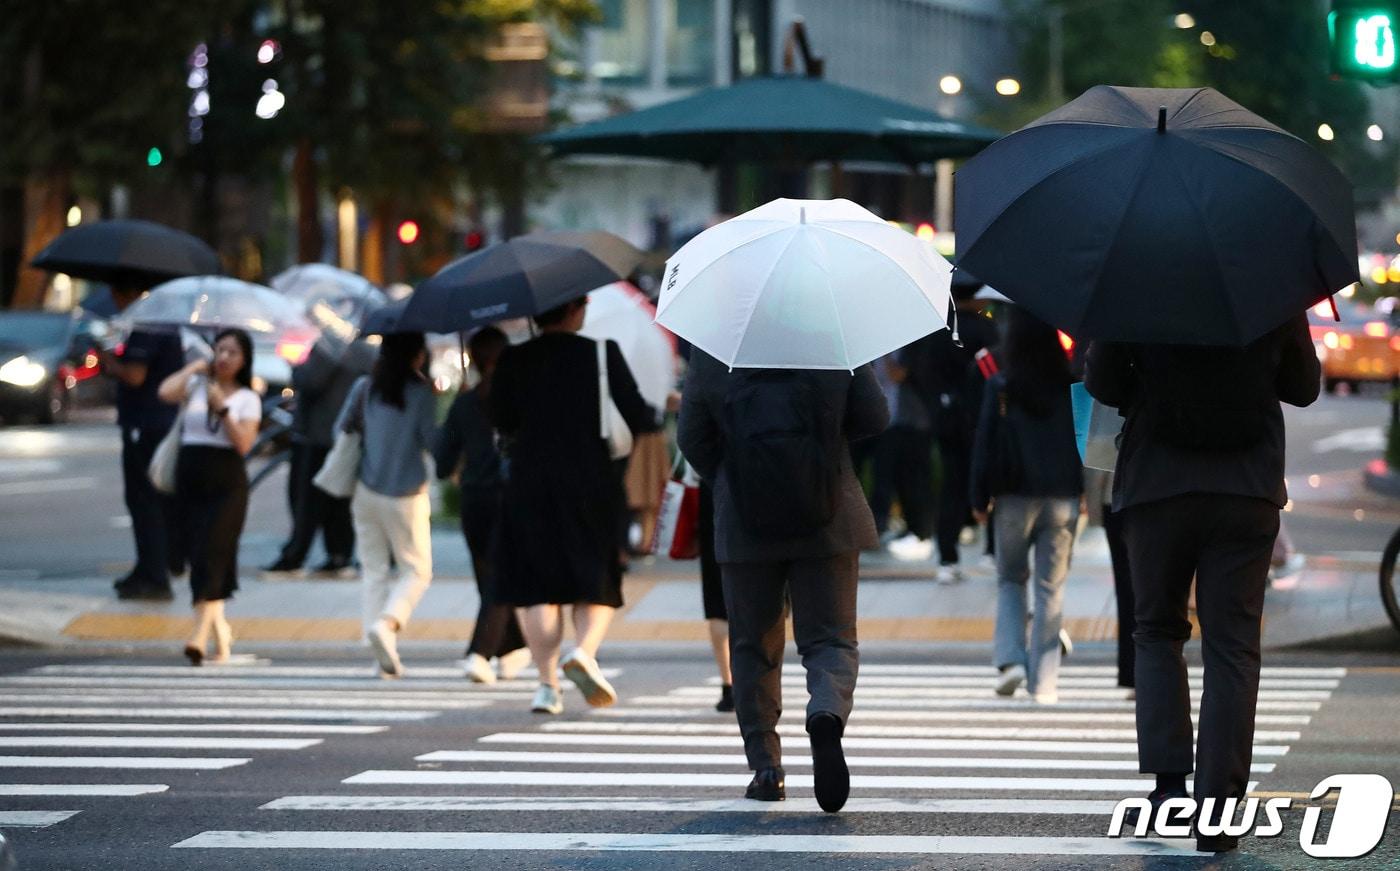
[955, 86, 1360, 346]
[361, 298, 410, 336]
[32, 219, 221, 288]
[397, 231, 643, 333]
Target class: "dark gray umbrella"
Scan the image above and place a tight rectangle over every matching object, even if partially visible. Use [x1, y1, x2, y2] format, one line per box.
[954, 86, 1360, 346]
[31, 219, 221, 288]
[361, 298, 410, 336]
[397, 231, 643, 333]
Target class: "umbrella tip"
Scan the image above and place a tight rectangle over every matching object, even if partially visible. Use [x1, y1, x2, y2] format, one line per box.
[1157, 106, 1167, 134]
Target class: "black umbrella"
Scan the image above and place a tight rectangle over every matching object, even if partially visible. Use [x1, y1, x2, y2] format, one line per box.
[32, 219, 221, 288]
[397, 231, 642, 334]
[955, 86, 1360, 346]
[360, 298, 410, 336]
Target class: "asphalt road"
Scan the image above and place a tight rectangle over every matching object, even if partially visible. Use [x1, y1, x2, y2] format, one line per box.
[2, 392, 1397, 580]
[0, 644, 1395, 870]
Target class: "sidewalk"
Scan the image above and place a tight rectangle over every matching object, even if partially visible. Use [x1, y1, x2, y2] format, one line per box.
[0, 528, 1389, 650]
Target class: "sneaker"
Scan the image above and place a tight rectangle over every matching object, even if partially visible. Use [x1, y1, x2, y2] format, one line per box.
[888, 534, 934, 562]
[1032, 691, 1059, 704]
[995, 664, 1026, 696]
[1059, 628, 1074, 658]
[561, 648, 618, 707]
[495, 647, 532, 681]
[531, 684, 563, 715]
[934, 565, 964, 585]
[366, 620, 403, 678]
[261, 557, 302, 575]
[310, 558, 355, 579]
[462, 652, 496, 684]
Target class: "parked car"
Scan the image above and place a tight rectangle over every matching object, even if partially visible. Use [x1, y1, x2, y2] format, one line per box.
[1308, 301, 1400, 394]
[0, 310, 107, 424]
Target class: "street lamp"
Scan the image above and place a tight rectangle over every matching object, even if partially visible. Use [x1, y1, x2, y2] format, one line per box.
[1174, 12, 1195, 29]
[939, 75, 962, 95]
[1369, 124, 1385, 141]
[1199, 30, 1217, 46]
[1319, 123, 1336, 141]
[996, 78, 1022, 96]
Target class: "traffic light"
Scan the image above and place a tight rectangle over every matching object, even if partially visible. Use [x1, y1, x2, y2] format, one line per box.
[1330, 2, 1400, 83]
[397, 220, 420, 245]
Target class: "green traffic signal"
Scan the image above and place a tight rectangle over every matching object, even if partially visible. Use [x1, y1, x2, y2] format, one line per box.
[1331, 3, 1400, 82]
[146, 147, 163, 167]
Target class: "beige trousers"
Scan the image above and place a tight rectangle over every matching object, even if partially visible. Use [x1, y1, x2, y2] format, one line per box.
[352, 487, 433, 635]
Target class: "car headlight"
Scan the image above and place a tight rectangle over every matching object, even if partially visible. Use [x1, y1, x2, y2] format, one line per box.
[0, 355, 48, 388]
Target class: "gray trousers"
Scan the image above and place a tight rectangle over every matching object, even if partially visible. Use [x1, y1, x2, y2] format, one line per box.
[993, 495, 1078, 696]
[721, 552, 860, 770]
[1121, 494, 1277, 804]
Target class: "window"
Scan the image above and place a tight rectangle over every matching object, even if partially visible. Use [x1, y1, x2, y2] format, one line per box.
[667, 0, 715, 86]
[594, 0, 650, 84]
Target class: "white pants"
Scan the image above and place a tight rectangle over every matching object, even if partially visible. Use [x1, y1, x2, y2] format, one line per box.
[352, 487, 432, 635]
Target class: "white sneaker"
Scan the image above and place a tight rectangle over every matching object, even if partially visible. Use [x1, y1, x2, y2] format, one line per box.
[496, 647, 532, 681]
[462, 653, 496, 684]
[934, 565, 964, 585]
[995, 664, 1026, 696]
[1032, 691, 1059, 705]
[561, 648, 618, 707]
[1059, 628, 1074, 658]
[531, 684, 563, 715]
[366, 620, 403, 678]
[888, 534, 934, 562]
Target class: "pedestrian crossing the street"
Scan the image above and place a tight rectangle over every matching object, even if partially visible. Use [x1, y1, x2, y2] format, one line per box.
[0, 661, 606, 831]
[177, 663, 1348, 860]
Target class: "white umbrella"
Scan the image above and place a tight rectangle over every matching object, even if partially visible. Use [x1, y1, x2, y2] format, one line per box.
[580, 282, 677, 410]
[119, 276, 310, 335]
[656, 198, 952, 370]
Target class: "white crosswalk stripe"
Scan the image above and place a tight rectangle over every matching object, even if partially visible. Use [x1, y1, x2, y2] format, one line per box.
[181, 663, 1345, 860]
[0, 660, 572, 831]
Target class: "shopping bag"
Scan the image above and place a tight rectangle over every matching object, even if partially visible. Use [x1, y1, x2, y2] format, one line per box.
[1070, 382, 1124, 472]
[650, 461, 700, 559]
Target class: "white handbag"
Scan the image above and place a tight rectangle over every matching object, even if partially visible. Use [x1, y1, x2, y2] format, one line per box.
[313, 381, 367, 499]
[596, 339, 633, 460]
[148, 377, 197, 495]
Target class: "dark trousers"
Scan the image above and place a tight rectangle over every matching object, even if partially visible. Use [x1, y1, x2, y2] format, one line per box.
[120, 426, 174, 588]
[721, 552, 860, 770]
[460, 488, 524, 659]
[176, 445, 248, 602]
[936, 434, 972, 565]
[869, 426, 934, 540]
[1122, 494, 1278, 804]
[278, 442, 354, 567]
[1103, 506, 1136, 689]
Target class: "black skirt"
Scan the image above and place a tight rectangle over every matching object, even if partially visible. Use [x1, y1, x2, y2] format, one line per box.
[176, 444, 248, 602]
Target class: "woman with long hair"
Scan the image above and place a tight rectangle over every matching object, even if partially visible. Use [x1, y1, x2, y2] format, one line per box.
[341, 331, 438, 678]
[158, 328, 261, 665]
[435, 326, 529, 684]
[490, 297, 662, 715]
[969, 307, 1083, 703]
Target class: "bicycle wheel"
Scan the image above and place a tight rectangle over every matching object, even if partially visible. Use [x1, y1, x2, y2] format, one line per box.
[1380, 525, 1400, 637]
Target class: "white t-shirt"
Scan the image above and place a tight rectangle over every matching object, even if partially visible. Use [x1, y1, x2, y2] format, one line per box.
[181, 381, 262, 452]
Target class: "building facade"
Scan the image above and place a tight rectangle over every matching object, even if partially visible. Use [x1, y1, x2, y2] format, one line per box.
[530, 0, 1018, 248]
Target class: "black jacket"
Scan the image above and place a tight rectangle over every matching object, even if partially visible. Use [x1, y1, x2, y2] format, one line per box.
[434, 387, 501, 490]
[969, 372, 1083, 512]
[1083, 314, 1320, 512]
[677, 351, 889, 563]
[292, 340, 375, 447]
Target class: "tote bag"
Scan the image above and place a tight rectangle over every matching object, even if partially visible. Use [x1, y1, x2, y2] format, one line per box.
[313, 380, 367, 499]
[148, 377, 198, 495]
[596, 339, 633, 460]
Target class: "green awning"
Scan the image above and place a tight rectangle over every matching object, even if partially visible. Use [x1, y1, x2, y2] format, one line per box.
[538, 76, 1000, 166]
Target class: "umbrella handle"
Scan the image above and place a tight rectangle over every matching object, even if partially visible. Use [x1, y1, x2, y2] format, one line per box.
[1328, 295, 1340, 323]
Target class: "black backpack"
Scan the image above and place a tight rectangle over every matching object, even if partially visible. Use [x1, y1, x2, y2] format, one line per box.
[1134, 341, 1278, 452]
[723, 370, 842, 537]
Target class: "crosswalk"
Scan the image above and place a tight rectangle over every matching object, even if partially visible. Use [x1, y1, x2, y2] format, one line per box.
[0, 660, 591, 830]
[174, 662, 1347, 860]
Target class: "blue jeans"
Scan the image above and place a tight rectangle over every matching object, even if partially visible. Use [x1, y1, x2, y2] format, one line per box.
[993, 495, 1078, 695]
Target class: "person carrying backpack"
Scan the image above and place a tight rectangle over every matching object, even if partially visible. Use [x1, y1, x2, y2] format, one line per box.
[1084, 313, 1320, 854]
[677, 350, 889, 813]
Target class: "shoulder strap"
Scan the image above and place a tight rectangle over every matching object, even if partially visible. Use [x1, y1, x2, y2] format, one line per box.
[596, 339, 610, 440]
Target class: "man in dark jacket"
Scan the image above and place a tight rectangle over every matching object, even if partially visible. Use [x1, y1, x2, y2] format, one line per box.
[266, 338, 375, 574]
[678, 350, 889, 814]
[1084, 313, 1319, 854]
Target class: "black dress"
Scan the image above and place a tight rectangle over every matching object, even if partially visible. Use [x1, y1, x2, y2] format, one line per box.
[490, 333, 658, 608]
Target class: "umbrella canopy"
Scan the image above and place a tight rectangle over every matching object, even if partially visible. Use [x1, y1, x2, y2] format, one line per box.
[657, 198, 952, 370]
[32, 219, 220, 288]
[271, 264, 385, 318]
[580, 282, 678, 410]
[398, 231, 643, 334]
[955, 85, 1360, 346]
[538, 76, 999, 165]
[361, 298, 410, 336]
[118, 276, 308, 336]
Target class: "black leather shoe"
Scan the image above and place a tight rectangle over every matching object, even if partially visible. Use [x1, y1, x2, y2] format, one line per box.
[744, 767, 785, 801]
[113, 572, 135, 590]
[117, 583, 174, 602]
[715, 685, 734, 713]
[807, 712, 849, 813]
[263, 557, 302, 573]
[1121, 786, 1191, 831]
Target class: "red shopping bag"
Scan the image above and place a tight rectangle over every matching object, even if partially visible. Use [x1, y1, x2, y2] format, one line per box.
[650, 462, 701, 559]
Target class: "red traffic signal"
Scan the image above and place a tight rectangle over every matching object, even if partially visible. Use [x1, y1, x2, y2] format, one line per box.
[397, 220, 420, 245]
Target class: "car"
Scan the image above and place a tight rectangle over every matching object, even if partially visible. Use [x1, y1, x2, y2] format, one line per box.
[0, 310, 107, 424]
[1307, 301, 1400, 394]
